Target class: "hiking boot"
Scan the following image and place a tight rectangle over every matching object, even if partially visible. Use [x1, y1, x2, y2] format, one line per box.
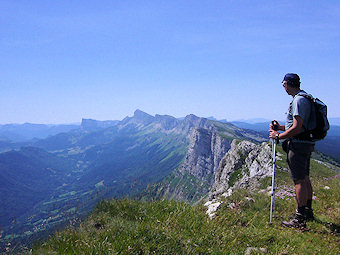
[305, 208, 314, 221]
[289, 208, 314, 221]
[282, 212, 306, 228]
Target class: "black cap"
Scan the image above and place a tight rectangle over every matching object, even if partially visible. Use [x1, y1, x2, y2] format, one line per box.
[282, 73, 300, 85]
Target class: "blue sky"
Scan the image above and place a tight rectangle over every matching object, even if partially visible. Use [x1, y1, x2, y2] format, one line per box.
[1, 0, 340, 124]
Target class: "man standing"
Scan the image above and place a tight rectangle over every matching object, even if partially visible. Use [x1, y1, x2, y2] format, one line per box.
[269, 73, 316, 228]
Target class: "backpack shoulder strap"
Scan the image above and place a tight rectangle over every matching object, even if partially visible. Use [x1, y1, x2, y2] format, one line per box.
[296, 92, 314, 101]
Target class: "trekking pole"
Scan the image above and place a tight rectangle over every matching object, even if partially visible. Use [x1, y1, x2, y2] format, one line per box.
[269, 136, 277, 224]
[269, 120, 280, 224]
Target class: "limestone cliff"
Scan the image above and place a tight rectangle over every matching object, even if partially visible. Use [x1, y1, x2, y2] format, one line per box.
[178, 127, 231, 178]
[210, 139, 272, 198]
[147, 127, 232, 202]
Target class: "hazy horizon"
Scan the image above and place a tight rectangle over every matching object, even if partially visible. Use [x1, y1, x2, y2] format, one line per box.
[1, 108, 340, 126]
[0, 109, 273, 125]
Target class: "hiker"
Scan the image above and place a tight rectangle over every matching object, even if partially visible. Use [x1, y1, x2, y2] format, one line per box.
[269, 73, 316, 228]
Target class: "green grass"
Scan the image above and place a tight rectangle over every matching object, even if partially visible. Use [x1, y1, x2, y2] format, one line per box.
[31, 177, 339, 255]
[228, 168, 243, 187]
[143, 171, 212, 203]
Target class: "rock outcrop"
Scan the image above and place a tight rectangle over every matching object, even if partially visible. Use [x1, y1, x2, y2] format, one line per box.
[210, 139, 272, 198]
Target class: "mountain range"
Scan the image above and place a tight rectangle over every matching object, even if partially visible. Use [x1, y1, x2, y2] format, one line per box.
[0, 110, 339, 249]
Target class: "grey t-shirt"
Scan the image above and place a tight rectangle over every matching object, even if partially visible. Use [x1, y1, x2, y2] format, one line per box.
[285, 90, 316, 143]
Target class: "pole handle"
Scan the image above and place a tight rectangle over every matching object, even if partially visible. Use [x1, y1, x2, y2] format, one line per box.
[271, 120, 279, 131]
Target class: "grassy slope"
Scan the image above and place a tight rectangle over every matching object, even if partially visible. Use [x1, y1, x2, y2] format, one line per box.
[27, 144, 340, 255]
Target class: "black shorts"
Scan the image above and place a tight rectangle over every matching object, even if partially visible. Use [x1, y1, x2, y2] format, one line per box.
[287, 141, 315, 181]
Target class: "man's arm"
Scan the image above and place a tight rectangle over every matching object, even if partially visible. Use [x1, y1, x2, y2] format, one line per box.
[269, 116, 303, 140]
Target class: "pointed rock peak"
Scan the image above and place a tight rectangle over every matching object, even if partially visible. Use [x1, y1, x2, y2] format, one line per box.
[133, 109, 153, 119]
[124, 109, 155, 126]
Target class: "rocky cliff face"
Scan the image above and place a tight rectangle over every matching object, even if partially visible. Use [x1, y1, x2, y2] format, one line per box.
[210, 140, 272, 198]
[148, 127, 232, 202]
[179, 127, 231, 179]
